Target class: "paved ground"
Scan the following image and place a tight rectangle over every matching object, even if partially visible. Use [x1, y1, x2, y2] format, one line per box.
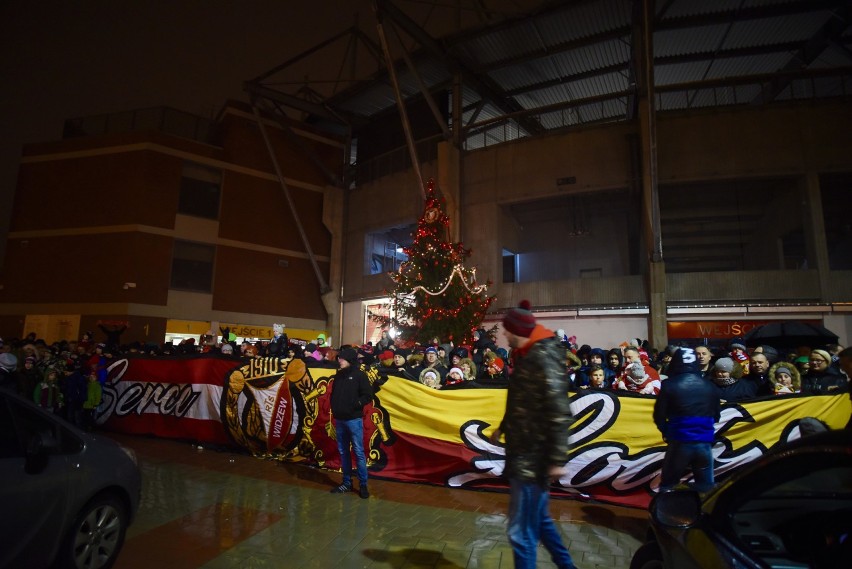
[109, 433, 648, 569]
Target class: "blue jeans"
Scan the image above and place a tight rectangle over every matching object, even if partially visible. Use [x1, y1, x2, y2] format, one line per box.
[335, 417, 368, 488]
[660, 440, 714, 492]
[507, 479, 577, 569]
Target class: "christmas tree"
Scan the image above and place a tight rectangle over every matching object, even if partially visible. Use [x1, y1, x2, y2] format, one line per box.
[374, 179, 494, 346]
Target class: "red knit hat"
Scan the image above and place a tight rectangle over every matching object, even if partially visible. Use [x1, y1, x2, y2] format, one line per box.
[503, 300, 536, 337]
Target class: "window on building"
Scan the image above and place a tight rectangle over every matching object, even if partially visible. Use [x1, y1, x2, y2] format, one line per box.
[659, 178, 804, 273]
[820, 172, 852, 270]
[502, 249, 517, 283]
[179, 162, 221, 220]
[501, 190, 631, 282]
[366, 225, 415, 275]
[170, 240, 215, 293]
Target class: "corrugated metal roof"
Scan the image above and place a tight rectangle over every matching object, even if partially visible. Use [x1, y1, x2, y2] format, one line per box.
[655, 24, 730, 57]
[486, 37, 631, 94]
[534, 0, 632, 44]
[725, 11, 834, 48]
[454, 21, 545, 69]
[252, 0, 852, 151]
[661, 0, 747, 19]
[705, 52, 794, 79]
[550, 37, 632, 74]
[655, 61, 712, 86]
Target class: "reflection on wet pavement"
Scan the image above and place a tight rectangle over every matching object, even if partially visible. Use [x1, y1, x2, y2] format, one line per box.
[110, 433, 647, 568]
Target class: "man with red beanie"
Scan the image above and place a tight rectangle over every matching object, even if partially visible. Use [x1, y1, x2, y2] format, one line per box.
[491, 300, 578, 569]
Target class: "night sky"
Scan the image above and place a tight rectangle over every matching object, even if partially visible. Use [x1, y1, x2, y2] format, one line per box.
[0, 0, 535, 262]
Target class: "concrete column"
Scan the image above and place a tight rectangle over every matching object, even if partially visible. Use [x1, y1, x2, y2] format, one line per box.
[801, 172, 831, 300]
[634, 0, 667, 348]
[321, 184, 345, 340]
[438, 141, 461, 242]
[648, 261, 668, 350]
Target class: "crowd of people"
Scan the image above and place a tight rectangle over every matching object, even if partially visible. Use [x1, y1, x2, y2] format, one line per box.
[308, 329, 851, 403]
[1, 322, 850, 420]
[0, 332, 108, 429]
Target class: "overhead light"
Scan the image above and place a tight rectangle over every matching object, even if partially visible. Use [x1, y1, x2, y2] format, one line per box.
[748, 305, 830, 313]
[668, 306, 746, 314]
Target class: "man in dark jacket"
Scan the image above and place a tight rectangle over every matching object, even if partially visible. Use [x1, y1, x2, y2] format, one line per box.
[746, 351, 774, 396]
[694, 345, 714, 379]
[329, 347, 373, 498]
[653, 347, 721, 493]
[712, 357, 757, 402]
[491, 301, 578, 569]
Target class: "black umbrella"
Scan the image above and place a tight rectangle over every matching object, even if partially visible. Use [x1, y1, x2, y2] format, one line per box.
[743, 320, 839, 350]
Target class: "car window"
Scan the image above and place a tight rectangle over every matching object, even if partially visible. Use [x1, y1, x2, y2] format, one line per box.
[1, 393, 83, 456]
[724, 452, 852, 568]
[762, 465, 852, 497]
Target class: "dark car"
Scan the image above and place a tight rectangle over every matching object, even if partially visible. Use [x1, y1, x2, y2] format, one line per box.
[631, 429, 852, 569]
[0, 389, 141, 569]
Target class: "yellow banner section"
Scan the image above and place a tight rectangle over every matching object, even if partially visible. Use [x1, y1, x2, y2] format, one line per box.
[375, 376, 507, 442]
[372, 375, 851, 450]
[166, 319, 325, 342]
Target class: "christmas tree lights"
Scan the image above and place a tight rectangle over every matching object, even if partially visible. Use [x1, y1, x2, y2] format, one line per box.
[372, 179, 495, 345]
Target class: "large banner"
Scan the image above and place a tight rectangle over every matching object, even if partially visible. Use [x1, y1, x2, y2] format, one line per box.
[98, 355, 851, 508]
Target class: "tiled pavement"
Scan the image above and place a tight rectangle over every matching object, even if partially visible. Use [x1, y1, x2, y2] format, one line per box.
[109, 433, 648, 569]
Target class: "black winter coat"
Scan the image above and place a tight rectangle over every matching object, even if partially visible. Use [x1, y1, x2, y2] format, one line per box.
[330, 365, 372, 421]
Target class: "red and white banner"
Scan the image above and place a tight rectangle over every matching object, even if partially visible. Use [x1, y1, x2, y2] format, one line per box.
[98, 355, 851, 509]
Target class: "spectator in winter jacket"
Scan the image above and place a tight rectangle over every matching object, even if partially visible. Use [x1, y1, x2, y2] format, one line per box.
[83, 371, 102, 431]
[34, 368, 63, 412]
[605, 348, 623, 386]
[17, 356, 41, 399]
[63, 364, 88, 428]
[746, 352, 773, 396]
[448, 347, 469, 369]
[329, 347, 372, 499]
[389, 350, 418, 381]
[479, 354, 508, 385]
[264, 323, 289, 357]
[801, 348, 848, 395]
[412, 347, 447, 385]
[490, 301, 578, 569]
[653, 347, 720, 493]
[457, 357, 477, 381]
[623, 346, 660, 381]
[87, 344, 109, 386]
[616, 361, 661, 395]
[694, 345, 714, 379]
[768, 362, 801, 394]
[375, 330, 394, 353]
[580, 365, 607, 390]
[444, 367, 465, 387]
[712, 357, 757, 402]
